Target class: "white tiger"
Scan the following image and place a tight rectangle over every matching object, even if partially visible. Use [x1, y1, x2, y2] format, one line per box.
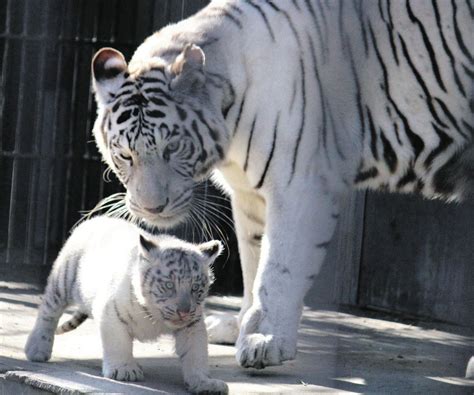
[89, 0, 473, 369]
[25, 217, 228, 394]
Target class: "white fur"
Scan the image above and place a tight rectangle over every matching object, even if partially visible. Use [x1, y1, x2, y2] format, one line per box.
[204, 313, 239, 345]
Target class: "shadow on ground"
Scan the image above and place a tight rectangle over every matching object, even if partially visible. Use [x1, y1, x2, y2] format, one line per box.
[1, 283, 473, 394]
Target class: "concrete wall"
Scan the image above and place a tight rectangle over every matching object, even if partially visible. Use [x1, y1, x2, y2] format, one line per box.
[305, 191, 474, 327]
[359, 193, 474, 327]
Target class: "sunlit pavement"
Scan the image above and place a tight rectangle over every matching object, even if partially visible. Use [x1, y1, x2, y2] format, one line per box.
[1, 282, 472, 394]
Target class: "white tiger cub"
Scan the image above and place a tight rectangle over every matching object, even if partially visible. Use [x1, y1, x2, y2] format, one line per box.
[25, 216, 228, 394]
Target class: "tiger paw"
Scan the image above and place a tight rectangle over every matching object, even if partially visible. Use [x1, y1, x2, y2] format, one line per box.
[103, 362, 144, 381]
[25, 330, 54, 362]
[236, 333, 296, 369]
[236, 307, 297, 369]
[186, 377, 228, 395]
[205, 313, 239, 345]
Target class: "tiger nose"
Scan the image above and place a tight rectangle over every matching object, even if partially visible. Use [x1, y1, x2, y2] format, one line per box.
[143, 198, 169, 214]
[177, 309, 190, 320]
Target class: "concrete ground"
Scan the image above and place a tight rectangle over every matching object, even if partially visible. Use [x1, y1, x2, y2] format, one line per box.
[0, 281, 473, 394]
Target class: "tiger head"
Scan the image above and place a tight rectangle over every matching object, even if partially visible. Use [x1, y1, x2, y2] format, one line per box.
[91, 45, 229, 229]
[135, 234, 222, 329]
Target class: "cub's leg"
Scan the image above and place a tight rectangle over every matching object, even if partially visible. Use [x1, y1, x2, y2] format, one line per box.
[236, 179, 340, 368]
[25, 260, 74, 362]
[176, 319, 228, 394]
[100, 304, 144, 381]
[206, 190, 265, 345]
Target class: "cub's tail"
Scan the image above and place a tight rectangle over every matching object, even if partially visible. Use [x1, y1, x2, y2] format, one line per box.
[55, 312, 89, 335]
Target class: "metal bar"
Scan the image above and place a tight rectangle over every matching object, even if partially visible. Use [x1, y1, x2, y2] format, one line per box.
[42, 161, 55, 266]
[61, 4, 82, 241]
[0, 33, 48, 41]
[61, 153, 74, 238]
[1, 0, 12, 34]
[0, 32, 137, 46]
[24, 2, 50, 265]
[0, 0, 13, 153]
[80, 0, 96, 213]
[132, 0, 139, 42]
[150, 0, 157, 32]
[80, 48, 96, 212]
[96, 0, 110, 202]
[62, 0, 83, 233]
[109, 0, 118, 43]
[42, 0, 69, 267]
[0, 151, 102, 161]
[92, 0, 99, 41]
[6, 0, 28, 266]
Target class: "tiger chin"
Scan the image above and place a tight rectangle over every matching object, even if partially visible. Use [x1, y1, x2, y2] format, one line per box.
[25, 216, 228, 395]
[89, 1, 473, 371]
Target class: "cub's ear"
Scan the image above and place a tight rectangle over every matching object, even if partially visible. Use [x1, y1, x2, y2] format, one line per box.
[92, 48, 128, 105]
[198, 240, 223, 262]
[170, 43, 206, 93]
[139, 234, 159, 255]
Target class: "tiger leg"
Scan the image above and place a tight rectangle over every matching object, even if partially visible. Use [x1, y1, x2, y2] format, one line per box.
[25, 261, 73, 362]
[176, 319, 228, 394]
[236, 179, 340, 368]
[100, 303, 144, 381]
[205, 190, 265, 344]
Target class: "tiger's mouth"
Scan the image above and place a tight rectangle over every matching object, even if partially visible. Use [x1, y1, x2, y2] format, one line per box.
[130, 209, 188, 229]
[146, 213, 188, 229]
[128, 205, 190, 229]
[165, 315, 200, 329]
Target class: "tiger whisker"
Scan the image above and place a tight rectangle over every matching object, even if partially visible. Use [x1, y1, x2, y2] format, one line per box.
[190, 203, 232, 260]
[192, 199, 235, 234]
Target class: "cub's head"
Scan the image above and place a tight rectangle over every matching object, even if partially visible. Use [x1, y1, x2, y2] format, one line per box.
[135, 234, 222, 329]
[91, 45, 229, 228]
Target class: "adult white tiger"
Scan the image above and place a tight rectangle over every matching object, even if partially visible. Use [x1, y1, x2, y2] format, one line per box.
[90, 0, 473, 369]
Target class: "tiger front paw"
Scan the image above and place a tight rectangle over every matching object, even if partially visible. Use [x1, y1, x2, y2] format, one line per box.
[103, 361, 144, 381]
[186, 377, 229, 395]
[25, 330, 54, 362]
[236, 307, 297, 369]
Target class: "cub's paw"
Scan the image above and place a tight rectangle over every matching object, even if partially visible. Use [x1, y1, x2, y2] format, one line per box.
[25, 331, 54, 362]
[103, 362, 144, 381]
[187, 377, 228, 395]
[205, 313, 238, 345]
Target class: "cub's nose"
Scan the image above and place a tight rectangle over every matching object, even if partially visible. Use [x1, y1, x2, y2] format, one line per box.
[177, 309, 190, 320]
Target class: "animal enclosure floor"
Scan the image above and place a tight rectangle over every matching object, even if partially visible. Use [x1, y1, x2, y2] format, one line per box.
[0, 282, 472, 394]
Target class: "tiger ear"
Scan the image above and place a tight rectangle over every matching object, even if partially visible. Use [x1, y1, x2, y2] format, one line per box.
[92, 48, 128, 105]
[170, 44, 206, 93]
[139, 234, 159, 255]
[198, 240, 223, 262]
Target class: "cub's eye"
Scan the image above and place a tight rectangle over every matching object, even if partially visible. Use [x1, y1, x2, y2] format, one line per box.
[165, 281, 175, 290]
[191, 283, 200, 292]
